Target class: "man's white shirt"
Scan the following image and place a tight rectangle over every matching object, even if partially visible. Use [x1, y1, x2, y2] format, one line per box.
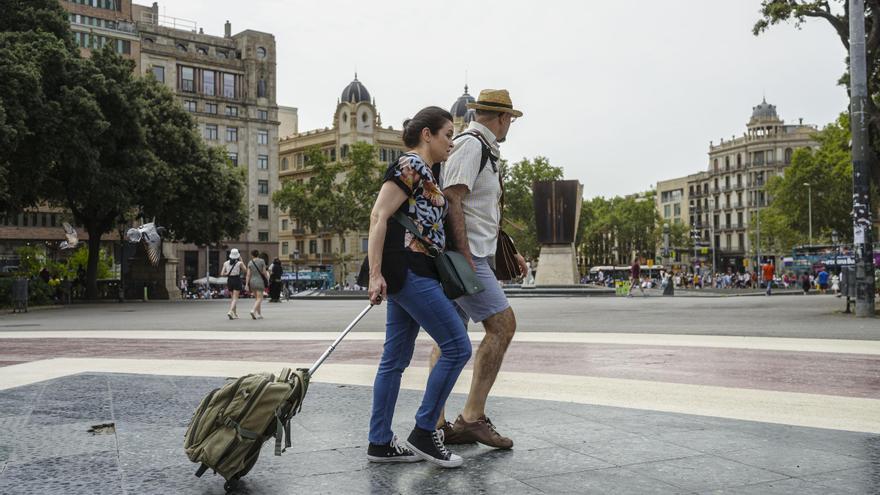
[441, 121, 502, 258]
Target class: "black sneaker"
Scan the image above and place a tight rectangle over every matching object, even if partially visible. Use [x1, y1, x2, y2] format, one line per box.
[366, 435, 422, 463]
[405, 427, 463, 468]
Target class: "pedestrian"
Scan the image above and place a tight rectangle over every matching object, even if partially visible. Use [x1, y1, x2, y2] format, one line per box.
[366, 106, 470, 468]
[817, 268, 829, 294]
[268, 257, 283, 302]
[628, 258, 645, 297]
[762, 260, 774, 296]
[801, 273, 811, 294]
[244, 249, 269, 319]
[179, 275, 188, 299]
[831, 272, 841, 296]
[424, 90, 528, 452]
[221, 249, 244, 319]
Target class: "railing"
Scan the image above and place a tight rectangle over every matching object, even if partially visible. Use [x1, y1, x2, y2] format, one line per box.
[139, 11, 198, 32]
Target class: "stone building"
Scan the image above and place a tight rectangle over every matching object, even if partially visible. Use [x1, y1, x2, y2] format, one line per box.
[132, 2, 281, 281]
[277, 76, 407, 286]
[656, 99, 818, 272]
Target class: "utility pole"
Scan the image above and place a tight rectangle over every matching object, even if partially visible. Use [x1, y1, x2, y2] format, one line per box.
[804, 182, 813, 246]
[849, 0, 876, 317]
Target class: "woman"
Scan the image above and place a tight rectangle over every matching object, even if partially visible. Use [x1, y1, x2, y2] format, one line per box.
[221, 248, 244, 319]
[801, 272, 812, 295]
[367, 106, 471, 469]
[244, 249, 269, 319]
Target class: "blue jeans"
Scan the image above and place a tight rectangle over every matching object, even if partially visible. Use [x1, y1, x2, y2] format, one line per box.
[369, 270, 472, 444]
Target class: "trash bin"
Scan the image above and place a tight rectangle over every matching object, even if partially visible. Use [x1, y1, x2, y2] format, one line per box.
[11, 278, 28, 313]
[841, 267, 857, 298]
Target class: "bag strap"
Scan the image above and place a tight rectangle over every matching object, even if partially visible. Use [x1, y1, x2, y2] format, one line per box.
[392, 210, 441, 257]
[453, 130, 506, 229]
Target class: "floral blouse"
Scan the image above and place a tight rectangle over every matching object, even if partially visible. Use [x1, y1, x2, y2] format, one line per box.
[385, 152, 447, 254]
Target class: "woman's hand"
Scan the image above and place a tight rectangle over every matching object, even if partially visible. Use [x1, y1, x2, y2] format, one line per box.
[369, 274, 387, 306]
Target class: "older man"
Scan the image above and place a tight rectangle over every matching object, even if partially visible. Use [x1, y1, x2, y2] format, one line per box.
[429, 89, 527, 450]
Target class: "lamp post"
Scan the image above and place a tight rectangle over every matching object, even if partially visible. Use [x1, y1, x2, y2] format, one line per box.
[803, 182, 813, 246]
[831, 229, 840, 270]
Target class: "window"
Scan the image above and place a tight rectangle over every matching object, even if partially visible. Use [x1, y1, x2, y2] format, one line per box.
[281, 219, 289, 231]
[197, 46, 208, 56]
[223, 73, 236, 98]
[664, 205, 671, 218]
[281, 242, 289, 256]
[205, 102, 217, 114]
[176, 43, 187, 52]
[725, 156, 730, 170]
[322, 239, 332, 253]
[766, 149, 774, 163]
[737, 211, 743, 225]
[258, 205, 269, 220]
[151, 66, 165, 83]
[258, 155, 268, 169]
[257, 47, 267, 59]
[754, 151, 764, 166]
[257, 79, 267, 98]
[202, 70, 215, 96]
[738, 233, 745, 248]
[726, 234, 732, 248]
[296, 240, 304, 255]
[713, 158, 718, 172]
[361, 238, 369, 253]
[204, 124, 218, 140]
[257, 130, 268, 145]
[116, 39, 130, 55]
[217, 50, 228, 59]
[673, 203, 681, 216]
[257, 109, 268, 121]
[784, 148, 793, 164]
[258, 231, 269, 242]
[737, 153, 742, 167]
[180, 66, 194, 92]
[329, 148, 336, 162]
[225, 106, 238, 117]
[258, 180, 269, 195]
[227, 151, 238, 166]
[380, 148, 387, 162]
[184, 100, 197, 112]
[725, 213, 731, 226]
[341, 144, 349, 159]
[341, 238, 347, 253]
[226, 127, 238, 142]
[309, 240, 317, 254]
[281, 157, 288, 171]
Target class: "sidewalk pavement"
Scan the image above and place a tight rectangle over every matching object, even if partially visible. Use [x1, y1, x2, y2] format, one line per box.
[0, 372, 876, 495]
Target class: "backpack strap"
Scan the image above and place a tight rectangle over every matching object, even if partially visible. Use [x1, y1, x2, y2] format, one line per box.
[453, 130, 497, 175]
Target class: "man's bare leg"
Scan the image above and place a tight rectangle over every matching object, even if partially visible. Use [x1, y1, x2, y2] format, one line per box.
[461, 307, 516, 422]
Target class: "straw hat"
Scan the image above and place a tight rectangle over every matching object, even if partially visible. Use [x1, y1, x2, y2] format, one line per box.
[466, 89, 523, 117]
[229, 248, 241, 259]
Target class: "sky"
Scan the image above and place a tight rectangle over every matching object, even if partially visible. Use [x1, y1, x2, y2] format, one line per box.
[157, 0, 848, 199]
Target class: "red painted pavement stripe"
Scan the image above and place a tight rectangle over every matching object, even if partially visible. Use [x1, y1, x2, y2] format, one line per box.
[1, 338, 877, 399]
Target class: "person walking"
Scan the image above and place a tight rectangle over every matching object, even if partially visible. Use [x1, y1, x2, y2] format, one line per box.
[220, 249, 244, 319]
[367, 106, 471, 468]
[831, 272, 841, 296]
[628, 258, 645, 297]
[268, 257, 283, 302]
[178, 275, 188, 299]
[423, 90, 526, 451]
[244, 250, 269, 319]
[801, 272, 812, 295]
[817, 268, 830, 294]
[762, 260, 775, 296]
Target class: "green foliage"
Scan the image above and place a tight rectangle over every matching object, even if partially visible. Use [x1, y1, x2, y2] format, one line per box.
[274, 147, 337, 233]
[756, 114, 854, 252]
[502, 156, 564, 259]
[580, 193, 660, 266]
[754, 0, 880, 189]
[342, 142, 384, 232]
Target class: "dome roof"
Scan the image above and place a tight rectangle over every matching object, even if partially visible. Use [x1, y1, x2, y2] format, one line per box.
[341, 74, 371, 103]
[751, 98, 778, 121]
[450, 85, 475, 118]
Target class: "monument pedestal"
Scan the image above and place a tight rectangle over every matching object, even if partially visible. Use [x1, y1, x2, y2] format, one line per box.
[124, 243, 179, 300]
[535, 244, 579, 286]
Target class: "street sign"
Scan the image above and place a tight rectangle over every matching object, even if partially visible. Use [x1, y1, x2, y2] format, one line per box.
[700, 248, 709, 254]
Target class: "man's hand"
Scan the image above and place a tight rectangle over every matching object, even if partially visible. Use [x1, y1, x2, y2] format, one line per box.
[515, 253, 528, 279]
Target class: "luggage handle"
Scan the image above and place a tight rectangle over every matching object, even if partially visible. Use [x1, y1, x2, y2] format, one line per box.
[306, 304, 373, 378]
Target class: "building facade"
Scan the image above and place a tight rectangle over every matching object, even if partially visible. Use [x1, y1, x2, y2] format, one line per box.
[660, 99, 818, 272]
[277, 76, 407, 286]
[133, 3, 280, 280]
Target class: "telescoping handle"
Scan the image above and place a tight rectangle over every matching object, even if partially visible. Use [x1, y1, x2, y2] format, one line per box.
[307, 304, 373, 378]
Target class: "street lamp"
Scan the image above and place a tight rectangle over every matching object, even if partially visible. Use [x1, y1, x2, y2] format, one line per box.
[803, 182, 813, 246]
[831, 229, 840, 270]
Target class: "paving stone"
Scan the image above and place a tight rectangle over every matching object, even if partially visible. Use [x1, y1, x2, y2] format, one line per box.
[624, 454, 789, 492]
[561, 434, 703, 466]
[0, 451, 123, 495]
[521, 466, 689, 494]
[3, 421, 118, 463]
[803, 465, 880, 494]
[717, 444, 870, 477]
[699, 476, 853, 494]
[476, 445, 613, 479]
[654, 427, 774, 454]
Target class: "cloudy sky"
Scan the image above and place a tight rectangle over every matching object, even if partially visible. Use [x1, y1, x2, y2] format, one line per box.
[161, 0, 848, 198]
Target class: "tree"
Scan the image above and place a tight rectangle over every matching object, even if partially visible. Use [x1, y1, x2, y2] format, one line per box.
[754, 0, 880, 190]
[273, 147, 339, 236]
[502, 156, 564, 259]
[579, 193, 659, 266]
[755, 114, 855, 252]
[341, 142, 384, 233]
[0, 0, 80, 211]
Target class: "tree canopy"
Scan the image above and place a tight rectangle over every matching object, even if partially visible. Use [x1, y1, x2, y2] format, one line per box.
[755, 114, 855, 252]
[579, 193, 659, 266]
[754, 0, 880, 190]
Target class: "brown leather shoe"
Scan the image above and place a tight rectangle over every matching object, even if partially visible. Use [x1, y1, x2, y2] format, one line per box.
[439, 420, 475, 445]
[447, 414, 513, 449]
